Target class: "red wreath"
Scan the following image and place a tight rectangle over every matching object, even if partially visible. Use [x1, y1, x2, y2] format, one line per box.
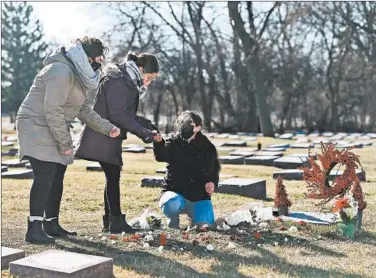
[302, 142, 363, 205]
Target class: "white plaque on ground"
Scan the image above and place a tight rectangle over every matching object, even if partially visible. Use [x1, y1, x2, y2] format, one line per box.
[9, 250, 113, 278]
[1, 247, 25, 269]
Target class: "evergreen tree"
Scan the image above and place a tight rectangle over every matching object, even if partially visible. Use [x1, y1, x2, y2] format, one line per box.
[1, 2, 48, 122]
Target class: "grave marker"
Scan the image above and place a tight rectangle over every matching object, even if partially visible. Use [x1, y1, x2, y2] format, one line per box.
[2, 170, 33, 179]
[222, 141, 247, 147]
[140, 176, 164, 187]
[9, 250, 113, 278]
[273, 169, 304, 180]
[273, 156, 309, 169]
[217, 178, 266, 199]
[219, 156, 245, 165]
[1, 247, 25, 269]
[244, 156, 279, 166]
[1, 159, 28, 168]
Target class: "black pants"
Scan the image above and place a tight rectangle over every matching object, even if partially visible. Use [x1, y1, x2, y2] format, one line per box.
[28, 156, 67, 218]
[99, 162, 122, 216]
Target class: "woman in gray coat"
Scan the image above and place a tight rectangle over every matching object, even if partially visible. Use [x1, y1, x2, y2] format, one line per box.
[75, 52, 160, 233]
[16, 36, 120, 244]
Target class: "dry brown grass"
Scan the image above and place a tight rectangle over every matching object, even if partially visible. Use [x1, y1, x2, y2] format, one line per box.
[2, 127, 376, 278]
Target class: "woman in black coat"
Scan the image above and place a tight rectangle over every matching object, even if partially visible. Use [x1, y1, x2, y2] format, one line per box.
[75, 52, 160, 233]
[153, 111, 221, 229]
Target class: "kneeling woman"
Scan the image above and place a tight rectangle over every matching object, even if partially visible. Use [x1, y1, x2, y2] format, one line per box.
[153, 111, 220, 229]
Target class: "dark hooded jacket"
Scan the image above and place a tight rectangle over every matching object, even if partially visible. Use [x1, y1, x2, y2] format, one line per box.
[74, 63, 155, 166]
[153, 132, 220, 202]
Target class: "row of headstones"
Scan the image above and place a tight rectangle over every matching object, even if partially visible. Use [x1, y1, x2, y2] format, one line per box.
[1, 247, 113, 277]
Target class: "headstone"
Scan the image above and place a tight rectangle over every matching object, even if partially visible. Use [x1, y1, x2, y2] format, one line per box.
[219, 156, 245, 165]
[254, 151, 284, 157]
[322, 132, 334, 137]
[144, 144, 154, 149]
[313, 139, 330, 145]
[228, 135, 240, 139]
[295, 137, 309, 143]
[290, 143, 314, 149]
[279, 211, 336, 225]
[140, 176, 164, 187]
[278, 133, 294, 140]
[289, 153, 317, 160]
[215, 134, 230, 139]
[329, 169, 366, 182]
[1, 159, 28, 168]
[2, 170, 33, 179]
[9, 249, 113, 278]
[366, 133, 376, 139]
[214, 142, 225, 147]
[308, 133, 320, 138]
[234, 147, 257, 152]
[244, 156, 279, 166]
[222, 141, 247, 147]
[243, 137, 257, 141]
[263, 147, 286, 152]
[1, 247, 25, 269]
[1, 142, 14, 147]
[156, 168, 166, 174]
[25, 162, 32, 169]
[123, 146, 146, 153]
[122, 144, 142, 149]
[268, 143, 290, 149]
[273, 156, 309, 169]
[6, 148, 18, 156]
[4, 136, 18, 142]
[358, 135, 371, 140]
[217, 147, 235, 153]
[229, 151, 254, 157]
[273, 169, 304, 180]
[86, 164, 102, 171]
[1, 166, 8, 172]
[217, 178, 266, 199]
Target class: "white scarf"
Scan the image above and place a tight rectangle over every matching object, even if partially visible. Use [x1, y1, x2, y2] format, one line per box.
[66, 41, 100, 91]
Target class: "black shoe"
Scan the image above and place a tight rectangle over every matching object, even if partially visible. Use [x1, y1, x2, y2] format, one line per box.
[109, 214, 135, 234]
[25, 218, 55, 244]
[43, 218, 77, 237]
[102, 214, 109, 233]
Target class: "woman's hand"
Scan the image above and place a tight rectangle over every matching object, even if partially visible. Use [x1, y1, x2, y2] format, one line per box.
[60, 149, 73, 156]
[205, 182, 215, 195]
[152, 131, 163, 143]
[109, 126, 121, 138]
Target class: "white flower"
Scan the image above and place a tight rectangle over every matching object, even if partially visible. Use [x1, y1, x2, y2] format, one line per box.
[227, 242, 236, 249]
[158, 246, 164, 253]
[101, 236, 107, 241]
[145, 235, 154, 242]
[143, 243, 150, 248]
[288, 226, 298, 233]
[206, 244, 214, 251]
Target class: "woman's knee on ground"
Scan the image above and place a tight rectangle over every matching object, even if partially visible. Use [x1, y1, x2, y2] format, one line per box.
[161, 196, 185, 218]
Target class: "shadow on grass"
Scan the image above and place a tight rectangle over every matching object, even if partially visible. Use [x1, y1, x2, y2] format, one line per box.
[53, 232, 362, 278]
[55, 237, 220, 278]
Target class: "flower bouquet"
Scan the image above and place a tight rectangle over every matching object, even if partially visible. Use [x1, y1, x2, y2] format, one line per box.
[332, 195, 358, 239]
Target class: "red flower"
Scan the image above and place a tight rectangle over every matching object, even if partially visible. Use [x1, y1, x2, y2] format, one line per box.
[298, 220, 306, 226]
[279, 226, 287, 231]
[254, 232, 261, 239]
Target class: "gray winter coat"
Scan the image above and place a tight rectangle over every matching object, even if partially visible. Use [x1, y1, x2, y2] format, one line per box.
[16, 50, 114, 165]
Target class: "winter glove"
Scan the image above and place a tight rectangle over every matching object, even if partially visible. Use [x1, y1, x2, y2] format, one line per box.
[135, 115, 159, 132]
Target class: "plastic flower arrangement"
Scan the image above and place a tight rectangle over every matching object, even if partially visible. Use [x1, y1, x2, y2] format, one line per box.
[332, 194, 358, 239]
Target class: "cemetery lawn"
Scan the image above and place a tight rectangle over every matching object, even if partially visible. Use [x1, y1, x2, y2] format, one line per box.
[2, 131, 376, 278]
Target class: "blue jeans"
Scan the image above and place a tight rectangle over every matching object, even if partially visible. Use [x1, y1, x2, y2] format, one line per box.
[159, 191, 215, 229]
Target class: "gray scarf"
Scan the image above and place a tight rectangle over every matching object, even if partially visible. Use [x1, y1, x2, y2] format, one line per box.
[123, 60, 148, 100]
[65, 41, 100, 91]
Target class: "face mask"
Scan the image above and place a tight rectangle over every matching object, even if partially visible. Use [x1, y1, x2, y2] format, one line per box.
[90, 61, 102, 72]
[180, 123, 195, 140]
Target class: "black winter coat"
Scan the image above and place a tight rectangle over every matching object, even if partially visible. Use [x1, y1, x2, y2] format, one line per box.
[153, 132, 220, 202]
[75, 64, 154, 166]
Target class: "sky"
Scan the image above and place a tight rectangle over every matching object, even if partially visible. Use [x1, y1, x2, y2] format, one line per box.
[31, 2, 275, 47]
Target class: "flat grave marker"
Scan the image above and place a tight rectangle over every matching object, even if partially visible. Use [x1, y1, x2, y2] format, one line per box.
[244, 156, 279, 166]
[86, 163, 102, 172]
[1, 166, 8, 172]
[1, 142, 14, 147]
[1, 159, 28, 168]
[273, 169, 304, 180]
[254, 151, 284, 157]
[219, 156, 245, 165]
[229, 151, 254, 157]
[1, 247, 25, 269]
[329, 169, 366, 182]
[122, 146, 146, 153]
[9, 249, 113, 278]
[278, 133, 294, 140]
[290, 143, 314, 149]
[273, 156, 309, 169]
[268, 143, 290, 149]
[222, 141, 247, 147]
[2, 170, 33, 179]
[263, 147, 286, 152]
[140, 176, 164, 187]
[279, 211, 337, 225]
[217, 178, 266, 199]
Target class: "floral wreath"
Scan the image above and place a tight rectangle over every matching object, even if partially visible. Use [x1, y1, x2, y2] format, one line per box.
[301, 142, 363, 206]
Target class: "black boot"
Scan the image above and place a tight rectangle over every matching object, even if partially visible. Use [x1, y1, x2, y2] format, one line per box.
[109, 214, 134, 234]
[102, 214, 109, 233]
[25, 218, 55, 244]
[43, 218, 77, 237]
